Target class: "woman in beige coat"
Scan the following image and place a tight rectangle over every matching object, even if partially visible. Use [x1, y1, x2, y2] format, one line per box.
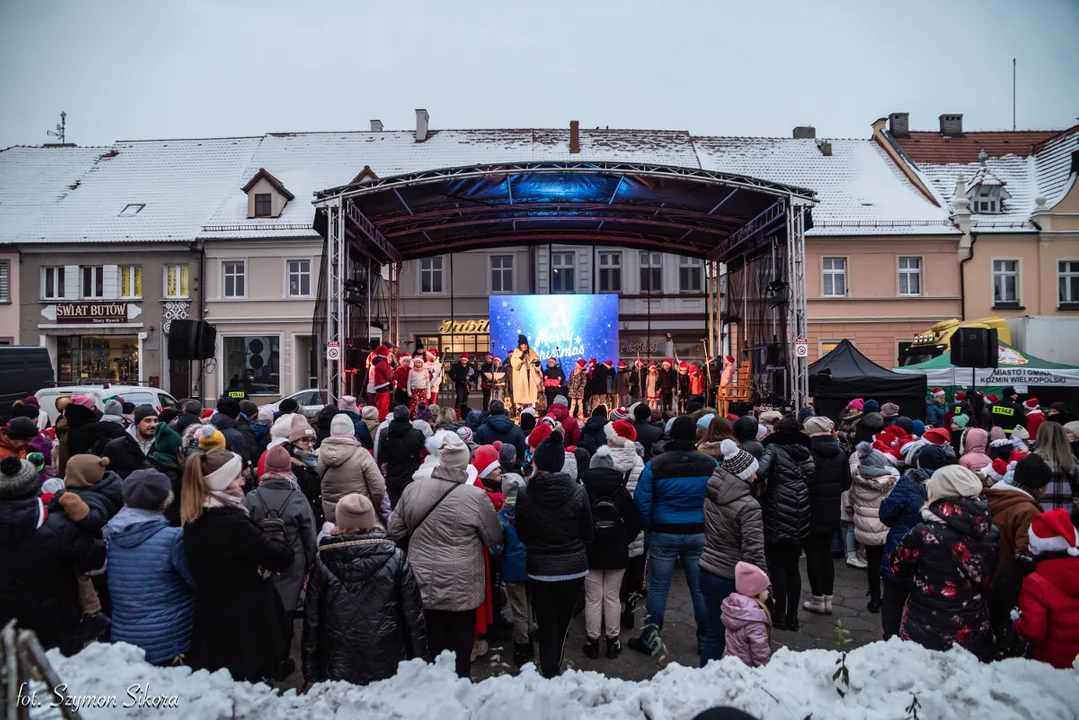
[509, 334, 542, 411]
[387, 433, 502, 679]
[846, 441, 899, 614]
[318, 414, 387, 523]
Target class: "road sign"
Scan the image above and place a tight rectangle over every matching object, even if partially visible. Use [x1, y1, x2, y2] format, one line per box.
[794, 338, 809, 358]
[326, 340, 341, 361]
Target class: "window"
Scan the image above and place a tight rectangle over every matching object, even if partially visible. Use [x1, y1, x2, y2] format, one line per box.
[898, 256, 921, 296]
[81, 266, 104, 299]
[993, 259, 1019, 305]
[0, 261, 8, 303]
[490, 255, 513, 293]
[254, 194, 272, 217]
[598, 251, 622, 293]
[165, 264, 189, 299]
[679, 256, 703, 292]
[43, 267, 65, 300]
[223, 336, 280, 394]
[1059, 261, 1079, 306]
[821, 339, 854, 355]
[223, 261, 245, 298]
[551, 252, 575, 294]
[640, 251, 662, 292]
[119, 266, 142, 299]
[420, 257, 443, 294]
[287, 259, 311, 297]
[822, 257, 847, 297]
[118, 203, 145, 217]
[973, 187, 999, 214]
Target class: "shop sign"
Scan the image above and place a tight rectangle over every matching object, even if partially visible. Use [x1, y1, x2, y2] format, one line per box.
[620, 337, 662, 356]
[438, 318, 490, 334]
[54, 302, 129, 325]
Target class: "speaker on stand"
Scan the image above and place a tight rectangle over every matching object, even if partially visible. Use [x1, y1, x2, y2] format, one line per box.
[951, 327, 997, 393]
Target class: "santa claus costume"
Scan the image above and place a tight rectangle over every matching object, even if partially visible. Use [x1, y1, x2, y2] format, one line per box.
[424, 349, 444, 406]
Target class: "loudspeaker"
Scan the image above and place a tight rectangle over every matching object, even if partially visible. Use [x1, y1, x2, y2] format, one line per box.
[168, 320, 216, 361]
[952, 327, 997, 368]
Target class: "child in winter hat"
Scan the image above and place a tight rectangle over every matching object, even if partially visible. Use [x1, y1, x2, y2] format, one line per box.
[720, 561, 772, 667]
[62, 454, 116, 620]
[1013, 508, 1079, 669]
[719, 439, 759, 481]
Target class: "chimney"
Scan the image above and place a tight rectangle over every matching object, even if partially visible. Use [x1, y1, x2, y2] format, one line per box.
[819, 141, 833, 157]
[888, 112, 909, 137]
[415, 109, 429, 142]
[939, 114, 963, 137]
[569, 120, 580, 154]
[793, 126, 816, 139]
[370, 119, 383, 132]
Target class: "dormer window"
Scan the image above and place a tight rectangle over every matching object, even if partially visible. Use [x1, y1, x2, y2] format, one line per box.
[973, 186, 1000, 214]
[963, 153, 1010, 215]
[241, 168, 294, 219]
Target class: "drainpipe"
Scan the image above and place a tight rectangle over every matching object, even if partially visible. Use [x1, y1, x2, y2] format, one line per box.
[952, 186, 973, 321]
[959, 233, 976, 321]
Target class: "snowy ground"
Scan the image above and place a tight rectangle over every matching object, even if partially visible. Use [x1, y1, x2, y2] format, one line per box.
[39, 639, 1079, 720]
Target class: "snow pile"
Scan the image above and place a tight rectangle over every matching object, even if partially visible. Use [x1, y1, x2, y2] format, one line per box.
[46, 639, 1079, 720]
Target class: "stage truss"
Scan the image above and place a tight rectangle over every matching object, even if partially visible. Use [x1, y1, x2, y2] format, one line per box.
[313, 162, 815, 410]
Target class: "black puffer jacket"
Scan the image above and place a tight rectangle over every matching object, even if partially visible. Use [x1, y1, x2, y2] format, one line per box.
[302, 530, 427, 685]
[890, 496, 999, 661]
[580, 466, 642, 569]
[379, 413, 425, 508]
[64, 471, 125, 534]
[807, 435, 848, 533]
[631, 419, 663, 460]
[0, 493, 106, 652]
[210, 414, 250, 463]
[579, 416, 609, 454]
[66, 404, 122, 457]
[516, 471, 594, 577]
[757, 430, 814, 546]
[733, 417, 764, 459]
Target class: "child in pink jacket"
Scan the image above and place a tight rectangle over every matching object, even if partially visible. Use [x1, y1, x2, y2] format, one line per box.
[721, 561, 773, 667]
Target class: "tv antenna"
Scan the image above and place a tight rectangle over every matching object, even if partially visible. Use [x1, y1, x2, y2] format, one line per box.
[47, 111, 66, 144]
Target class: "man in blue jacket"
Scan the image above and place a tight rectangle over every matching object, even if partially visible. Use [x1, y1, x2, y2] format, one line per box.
[926, 388, 947, 428]
[629, 415, 717, 656]
[473, 400, 527, 460]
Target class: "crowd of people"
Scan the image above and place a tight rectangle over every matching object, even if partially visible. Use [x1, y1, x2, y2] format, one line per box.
[1, 377, 1077, 693]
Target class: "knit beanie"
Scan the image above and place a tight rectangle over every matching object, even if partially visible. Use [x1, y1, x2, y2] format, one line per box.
[1027, 509, 1079, 557]
[1011, 455, 1052, 494]
[499, 442, 517, 464]
[197, 426, 227, 451]
[563, 450, 579, 481]
[123, 468, 172, 511]
[103, 399, 124, 417]
[669, 415, 697, 442]
[330, 413, 356, 437]
[362, 406, 379, 422]
[456, 426, 474, 444]
[264, 444, 292, 475]
[257, 406, 274, 423]
[533, 429, 565, 472]
[926, 464, 983, 503]
[0, 456, 40, 499]
[152, 422, 182, 458]
[553, 395, 569, 408]
[438, 433, 470, 470]
[473, 442, 502, 479]
[336, 493, 377, 532]
[411, 419, 433, 439]
[133, 404, 158, 424]
[279, 398, 300, 414]
[65, 454, 110, 488]
[720, 439, 759, 481]
[240, 400, 258, 419]
[590, 444, 616, 469]
[502, 473, 525, 504]
[856, 442, 893, 477]
[696, 414, 716, 431]
[912, 419, 925, 436]
[633, 403, 652, 422]
[610, 406, 629, 422]
[466, 410, 484, 430]
[5, 417, 37, 441]
[520, 411, 536, 435]
[880, 403, 900, 418]
[915, 444, 949, 471]
[847, 398, 865, 412]
[41, 477, 64, 495]
[1063, 421, 1079, 439]
[953, 414, 970, 429]
[591, 405, 609, 419]
[735, 561, 770, 597]
[859, 412, 884, 433]
[288, 414, 316, 443]
[863, 400, 880, 413]
[803, 416, 834, 435]
[339, 395, 359, 412]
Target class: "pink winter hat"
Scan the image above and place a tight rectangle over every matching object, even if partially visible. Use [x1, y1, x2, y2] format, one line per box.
[847, 399, 865, 411]
[735, 561, 770, 597]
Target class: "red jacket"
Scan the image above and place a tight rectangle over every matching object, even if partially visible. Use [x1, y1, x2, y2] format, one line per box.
[544, 402, 581, 449]
[393, 362, 411, 391]
[1025, 410, 1045, 439]
[1015, 556, 1079, 669]
[370, 357, 393, 392]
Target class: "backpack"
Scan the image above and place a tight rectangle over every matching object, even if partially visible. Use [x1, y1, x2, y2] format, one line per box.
[591, 476, 627, 544]
[255, 488, 298, 551]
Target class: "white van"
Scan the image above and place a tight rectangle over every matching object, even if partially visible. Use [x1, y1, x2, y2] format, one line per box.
[36, 386, 179, 425]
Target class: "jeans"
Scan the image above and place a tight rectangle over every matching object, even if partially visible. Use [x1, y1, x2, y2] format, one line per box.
[804, 530, 836, 597]
[530, 577, 585, 678]
[866, 545, 885, 604]
[640, 532, 707, 653]
[584, 569, 625, 640]
[765, 544, 802, 620]
[424, 608, 475, 679]
[881, 577, 909, 640]
[505, 582, 533, 646]
[843, 522, 857, 554]
[699, 570, 737, 666]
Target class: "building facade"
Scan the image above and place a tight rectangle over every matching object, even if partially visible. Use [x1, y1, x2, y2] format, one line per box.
[0, 246, 17, 344]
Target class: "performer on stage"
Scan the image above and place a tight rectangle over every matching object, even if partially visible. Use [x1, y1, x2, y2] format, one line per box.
[509, 335, 542, 412]
[659, 359, 677, 414]
[676, 360, 691, 414]
[646, 361, 661, 413]
[615, 360, 632, 408]
[393, 352, 412, 408]
[490, 356, 506, 407]
[629, 358, 646, 404]
[589, 358, 611, 414]
[448, 353, 475, 411]
[543, 357, 566, 410]
[689, 363, 705, 406]
[367, 345, 393, 420]
[568, 359, 588, 418]
[408, 356, 428, 413]
[602, 359, 617, 409]
[479, 354, 495, 411]
[424, 349, 444, 406]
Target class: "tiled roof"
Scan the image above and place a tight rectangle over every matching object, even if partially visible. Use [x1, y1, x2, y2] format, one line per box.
[894, 130, 1062, 164]
[918, 155, 1036, 231]
[18, 137, 263, 244]
[0, 146, 110, 243]
[1033, 128, 1079, 207]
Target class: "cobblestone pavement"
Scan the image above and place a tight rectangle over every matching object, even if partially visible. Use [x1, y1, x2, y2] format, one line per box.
[283, 553, 879, 689]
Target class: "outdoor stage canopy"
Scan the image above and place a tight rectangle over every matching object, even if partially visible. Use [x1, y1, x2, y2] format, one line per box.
[809, 340, 928, 421]
[312, 161, 817, 406]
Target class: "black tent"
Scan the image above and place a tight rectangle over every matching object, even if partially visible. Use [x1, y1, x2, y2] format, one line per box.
[809, 340, 928, 422]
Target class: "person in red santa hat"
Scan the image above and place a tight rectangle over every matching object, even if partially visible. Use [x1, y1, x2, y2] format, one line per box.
[688, 364, 705, 404]
[646, 362, 661, 413]
[587, 359, 610, 415]
[479, 354, 496, 412]
[424, 349, 444, 406]
[676, 361, 690, 414]
[568, 359, 588, 418]
[1023, 398, 1045, 438]
[366, 345, 394, 420]
[449, 352, 476, 411]
[393, 350, 413, 408]
[1013, 508, 1079, 669]
[927, 388, 947, 427]
[658, 360, 677, 415]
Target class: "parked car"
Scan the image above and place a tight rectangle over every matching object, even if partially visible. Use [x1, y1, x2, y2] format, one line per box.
[261, 388, 325, 419]
[0, 346, 54, 417]
[36, 386, 179, 424]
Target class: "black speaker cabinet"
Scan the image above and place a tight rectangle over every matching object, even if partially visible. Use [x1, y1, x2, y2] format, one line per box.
[952, 327, 998, 368]
[168, 320, 217, 360]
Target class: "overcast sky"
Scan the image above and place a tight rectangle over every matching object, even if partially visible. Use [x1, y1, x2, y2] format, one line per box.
[1, 0, 1077, 148]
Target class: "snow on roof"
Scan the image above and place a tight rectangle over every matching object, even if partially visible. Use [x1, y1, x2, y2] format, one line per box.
[18, 136, 264, 244]
[0, 146, 109, 242]
[692, 137, 955, 235]
[918, 154, 1037, 231]
[1033, 127, 1079, 207]
[48, 635, 1079, 719]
